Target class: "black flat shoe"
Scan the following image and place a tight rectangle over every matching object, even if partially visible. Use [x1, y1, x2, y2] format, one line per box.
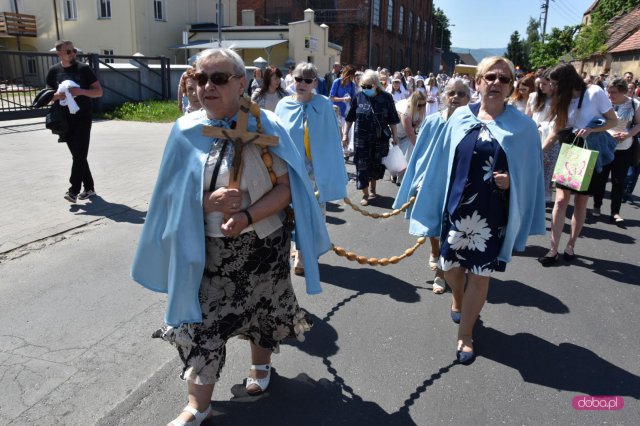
[563, 251, 575, 261]
[538, 253, 559, 266]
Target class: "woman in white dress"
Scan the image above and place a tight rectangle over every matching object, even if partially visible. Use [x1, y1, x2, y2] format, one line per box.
[425, 77, 439, 116]
[394, 91, 427, 185]
[526, 71, 557, 203]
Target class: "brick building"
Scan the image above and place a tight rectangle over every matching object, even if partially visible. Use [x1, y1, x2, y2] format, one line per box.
[237, 0, 436, 73]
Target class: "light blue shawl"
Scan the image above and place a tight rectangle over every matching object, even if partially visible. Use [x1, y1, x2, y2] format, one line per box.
[131, 109, 330, 326]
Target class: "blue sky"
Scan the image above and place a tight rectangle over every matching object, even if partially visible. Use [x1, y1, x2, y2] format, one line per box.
[433, 0, 595, 49]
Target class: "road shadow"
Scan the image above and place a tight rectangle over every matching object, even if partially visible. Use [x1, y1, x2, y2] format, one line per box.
[319, 264, 421, 304]
[208, 370, 417, 426]
[325, 215, 346, 225]
[487, 278, 570, 314]
[475, 320, 640, 399]
[567, 253, 640, 287]
[283, 313, 339, 359]
[69, 195, 146, 224]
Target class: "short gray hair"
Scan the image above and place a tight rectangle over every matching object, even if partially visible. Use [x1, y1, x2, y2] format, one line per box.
[606, 77, 628, 94]
[195, 48, 245, 76]
[293, 62, 318, 79]
[442, 78, 471, 104]
[362, 69, 380, 88]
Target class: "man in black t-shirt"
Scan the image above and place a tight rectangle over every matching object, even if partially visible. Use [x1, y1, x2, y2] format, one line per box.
[46, 40, 103, 203]
[324, 62, 342, 96]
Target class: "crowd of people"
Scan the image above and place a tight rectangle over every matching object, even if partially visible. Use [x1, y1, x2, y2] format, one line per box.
[131, 49, 639, 425]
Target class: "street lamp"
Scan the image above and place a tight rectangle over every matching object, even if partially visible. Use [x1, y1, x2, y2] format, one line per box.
[441, 23, 455, 50]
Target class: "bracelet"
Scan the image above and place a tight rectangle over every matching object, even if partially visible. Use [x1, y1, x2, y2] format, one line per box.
[242, 209, 253, 225]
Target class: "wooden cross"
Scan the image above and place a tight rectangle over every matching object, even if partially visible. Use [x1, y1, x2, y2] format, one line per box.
[201, 96, 279, 189]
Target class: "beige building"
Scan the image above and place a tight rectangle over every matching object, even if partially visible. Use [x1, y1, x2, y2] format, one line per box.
[178, 9, 341, 74]
[0, 0, 236, 62]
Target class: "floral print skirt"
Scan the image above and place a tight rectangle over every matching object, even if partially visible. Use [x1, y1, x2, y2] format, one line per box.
[152, 226, 311, 385]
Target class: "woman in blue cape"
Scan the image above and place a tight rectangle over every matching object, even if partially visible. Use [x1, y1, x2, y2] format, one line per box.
[275, 62, 348, 276]
[400, 57, 546, 365]
[394, 77, 471, 295]
[130, 48, 330, 425]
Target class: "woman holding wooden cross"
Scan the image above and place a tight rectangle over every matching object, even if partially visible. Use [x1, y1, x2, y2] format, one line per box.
[131, 48, 329, 426]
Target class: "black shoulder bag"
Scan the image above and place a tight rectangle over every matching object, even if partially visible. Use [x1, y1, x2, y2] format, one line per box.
[367, 95, 393, 140]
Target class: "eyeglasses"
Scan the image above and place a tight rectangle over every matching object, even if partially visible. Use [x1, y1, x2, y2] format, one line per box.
[417, 103, 427, 108]
[194, 71, 243, 87]
[294, 77, 316, 84]
[482, 73, 512, 85]
[361, 84, 374, 89]
[447, 90, 468, 97]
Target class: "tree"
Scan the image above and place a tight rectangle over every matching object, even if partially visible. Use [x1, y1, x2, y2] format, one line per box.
[525, 16, 541, 45]
[433, 7, 452, 51]
[529, 25, 579, 69]
[505, 31, 526, 69]
[594, 0, 640, 21]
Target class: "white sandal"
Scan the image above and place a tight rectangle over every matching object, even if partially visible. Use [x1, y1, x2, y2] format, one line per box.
[432, 277, 446, 294]
[428, 255, 439, 271]
[246, 364, 272, 395]
[168, 405, 212, 426]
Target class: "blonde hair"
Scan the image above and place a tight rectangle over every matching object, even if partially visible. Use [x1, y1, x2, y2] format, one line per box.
[407, 91, 427, 122]
[475, 56, 515, 81]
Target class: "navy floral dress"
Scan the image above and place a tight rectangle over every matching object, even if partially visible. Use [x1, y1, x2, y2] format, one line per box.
[439, 108, 510, 276]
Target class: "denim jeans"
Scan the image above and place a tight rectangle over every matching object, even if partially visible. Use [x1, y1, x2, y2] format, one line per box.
[624, 165, 640, 198]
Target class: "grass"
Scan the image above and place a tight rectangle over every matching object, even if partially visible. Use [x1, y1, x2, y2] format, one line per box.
[101, 100, 181, 123]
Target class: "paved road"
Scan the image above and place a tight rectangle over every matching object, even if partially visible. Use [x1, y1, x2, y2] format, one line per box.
[0, 119, 638, 425]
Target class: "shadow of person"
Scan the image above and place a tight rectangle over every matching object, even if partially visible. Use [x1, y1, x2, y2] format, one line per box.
[367, 194, 396, 209]
[282, 313, 339, 359]
[209, 370, 416, 426]
[474, 321, 640, 399]
[69, 195, 146, 224]
[487, 278, 570, 314]
[325, 215, 347, 225]
[319, 264, 421, 304]
[567, 253, 640, 287]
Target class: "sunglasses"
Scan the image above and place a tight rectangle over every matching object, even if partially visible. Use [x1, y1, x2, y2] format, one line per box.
[60, 48, 77, 55]
[360, 84, 374, 89]
[194, 71, 243, 87]
[417, 103, 427, 108]
[447, 90, 468, 97]
[483, 73, 511, 84]
[294, 76, 315, 84]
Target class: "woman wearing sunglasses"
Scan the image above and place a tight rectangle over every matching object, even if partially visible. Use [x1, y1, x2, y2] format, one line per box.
[344, 69, 400, 205]
[400, 57, 545, 364]
[275, 62, 348, 276]
[132, 48, 330, 426]
[250, 65, 287, 112]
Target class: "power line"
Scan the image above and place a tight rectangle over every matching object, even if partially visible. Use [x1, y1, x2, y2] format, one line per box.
[552, 0, 582, 23]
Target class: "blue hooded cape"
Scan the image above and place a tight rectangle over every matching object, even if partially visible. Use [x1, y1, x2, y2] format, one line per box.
[394, 104, 546, 263]
[274, 94, 348, 202]
[131, 109, 331, 326]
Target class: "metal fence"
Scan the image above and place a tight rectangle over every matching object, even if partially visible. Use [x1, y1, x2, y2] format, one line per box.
[0, 50, 171, 121]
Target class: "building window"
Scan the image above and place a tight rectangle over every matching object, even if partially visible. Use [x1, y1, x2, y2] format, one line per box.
[386, 0, 393, 31]
[386, 47, 393, 70]
[154, 0, 166, 21]
[25, 56, 36, 75]
[97, 0, 111, 19]
[398, 49, 404, 68]
[398, 6, 404, 35]
[372, 43, 380, 68]
[64, 0, 77, 20]
[373, 0, 380, 27]
[409, 11, 413, 39]
[416, 17, 420, 41]
[424, 20, 428, 41]
[102, 49, 114, 64]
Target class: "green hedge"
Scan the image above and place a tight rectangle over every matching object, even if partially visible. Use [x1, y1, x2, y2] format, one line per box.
[101, 100, 181, 123]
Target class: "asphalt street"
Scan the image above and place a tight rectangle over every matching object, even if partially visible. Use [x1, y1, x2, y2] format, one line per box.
[0, 118, 638, 425]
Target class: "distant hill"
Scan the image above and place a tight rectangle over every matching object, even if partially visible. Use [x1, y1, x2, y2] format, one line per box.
[452, 47, 507, 63]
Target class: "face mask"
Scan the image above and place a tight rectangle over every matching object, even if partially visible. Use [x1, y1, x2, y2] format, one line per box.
[363, 88, 376, 97]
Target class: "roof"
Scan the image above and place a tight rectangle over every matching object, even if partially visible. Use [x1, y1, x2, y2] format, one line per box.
[605, 6, 640, 50]
[610, 27, 640, 53]
[456, 53, 477, 66]
[170, 39, 288, 50]
[584, 0, 602, 16]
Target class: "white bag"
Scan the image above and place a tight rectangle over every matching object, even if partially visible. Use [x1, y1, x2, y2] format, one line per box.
[382, 143, 408, 173]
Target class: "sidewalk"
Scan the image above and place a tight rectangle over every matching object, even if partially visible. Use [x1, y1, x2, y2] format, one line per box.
[0, 119, 172, 256]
